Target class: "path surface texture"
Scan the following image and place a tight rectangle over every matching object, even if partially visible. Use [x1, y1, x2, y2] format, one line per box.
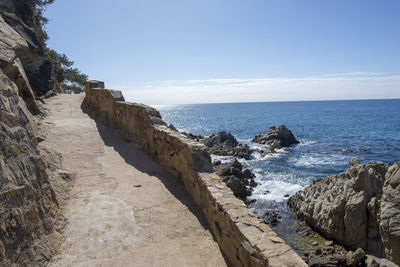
[42, 94, 227, 267]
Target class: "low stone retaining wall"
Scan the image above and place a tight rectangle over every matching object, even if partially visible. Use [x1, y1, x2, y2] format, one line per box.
[84, 80, 306, 267]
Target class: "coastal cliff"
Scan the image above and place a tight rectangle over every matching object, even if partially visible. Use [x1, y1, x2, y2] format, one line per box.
[0, 1, 69, 265]
[84, 80, 306, 267]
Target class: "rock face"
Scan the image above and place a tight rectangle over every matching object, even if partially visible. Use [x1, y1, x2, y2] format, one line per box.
[253, 125, 299, 149]
[214, 159, 256, 199]
[288, 159, 400, 264]
[0, 60, 68, 266]
[0, 3, 68, 266]
[380, 162, 400, 264]
[0, 1, 56, 99]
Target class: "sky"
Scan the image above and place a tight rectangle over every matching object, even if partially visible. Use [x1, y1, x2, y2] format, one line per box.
[45, 0, 400, 104]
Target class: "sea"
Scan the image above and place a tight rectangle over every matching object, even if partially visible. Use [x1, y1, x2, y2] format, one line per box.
[154, 99, 400, 246]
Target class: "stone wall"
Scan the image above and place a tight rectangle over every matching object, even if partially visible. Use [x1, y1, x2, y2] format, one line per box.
[84, 81, 306, 267]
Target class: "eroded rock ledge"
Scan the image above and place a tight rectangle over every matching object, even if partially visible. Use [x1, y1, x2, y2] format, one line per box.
[288, 159, 400, 265]
[84, 80, 306, 267]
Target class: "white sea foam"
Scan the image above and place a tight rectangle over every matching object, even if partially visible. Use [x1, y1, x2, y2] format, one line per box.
[248, 142, 268, 151]
[237, 158, 247, 165]
[250, 152, 263, 160]
[152, 104, 182, 110]
[247, 169, 307, 202]
[210, 154, 233, 164]
[275, 147, 289, 153]
[249, 152, 281, 161]
[251, 168, 264, 174]
[250, 180, 304, 202]
[177, 127, 189, 133]
[297, 139, 317, 146]
[248, 147, 288, 162]
[291, 154, 348, 167]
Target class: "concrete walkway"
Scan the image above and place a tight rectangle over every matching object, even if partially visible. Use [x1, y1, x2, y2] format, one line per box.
[42, 94, 227, 267]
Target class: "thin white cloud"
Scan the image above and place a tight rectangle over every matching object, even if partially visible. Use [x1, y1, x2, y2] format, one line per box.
[108, 72, 400, 105]
[312, 72, 385, 78]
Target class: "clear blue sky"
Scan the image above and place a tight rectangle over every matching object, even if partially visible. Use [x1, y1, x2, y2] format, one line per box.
[45, 0, 400, 104]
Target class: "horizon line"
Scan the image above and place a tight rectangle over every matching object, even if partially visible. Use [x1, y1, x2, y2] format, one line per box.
[149, 97, 400, 107]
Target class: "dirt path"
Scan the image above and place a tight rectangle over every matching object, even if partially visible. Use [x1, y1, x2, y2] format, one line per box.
[41, 94, 227, 267]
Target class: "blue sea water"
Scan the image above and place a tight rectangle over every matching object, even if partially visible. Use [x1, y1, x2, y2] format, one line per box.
[155, 99, 400, 247]
[156, 99, 400, 204]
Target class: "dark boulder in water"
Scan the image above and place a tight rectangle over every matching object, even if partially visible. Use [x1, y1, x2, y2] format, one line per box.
[214, 159, 255, 181]
[204, 131, 238, 148]
[255, 209, 283, 226]
[213, 160, 222, 166]
[262, 211, 282, 226]
[253, 125, 299, 149]
[185, 130, 265, 160]
[225, 177, 252, 199]
[202, 131, 255, 160]
[214, 159, 256, 199]
[232, 145, 253, 159]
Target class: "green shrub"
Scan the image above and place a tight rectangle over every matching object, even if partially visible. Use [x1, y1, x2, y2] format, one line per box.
[46, 48, 88, 94]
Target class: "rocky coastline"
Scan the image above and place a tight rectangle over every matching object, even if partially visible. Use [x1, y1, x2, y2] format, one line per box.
[182, 126, 299, 201]
[1, 0, 397, 265]
[288, 159, 400, 265]
[181, 124, 400, 266]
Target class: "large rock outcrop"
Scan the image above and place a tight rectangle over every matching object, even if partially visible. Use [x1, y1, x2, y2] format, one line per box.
[0, 67, 69, 266]
[288, 159, 400, 264]
[253, 125, 299, 149]
[380, 162, 400, 264]
[0, 2, 69, 266]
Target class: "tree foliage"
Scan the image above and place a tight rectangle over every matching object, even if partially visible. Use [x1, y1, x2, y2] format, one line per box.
[14, 0, 88, 93]
[46, 49, 88, 94]
[14, 0, 54, 26]
[14, 0, 55, 46]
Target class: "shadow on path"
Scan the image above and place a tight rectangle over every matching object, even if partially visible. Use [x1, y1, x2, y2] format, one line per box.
[97, 120, 209, 224]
